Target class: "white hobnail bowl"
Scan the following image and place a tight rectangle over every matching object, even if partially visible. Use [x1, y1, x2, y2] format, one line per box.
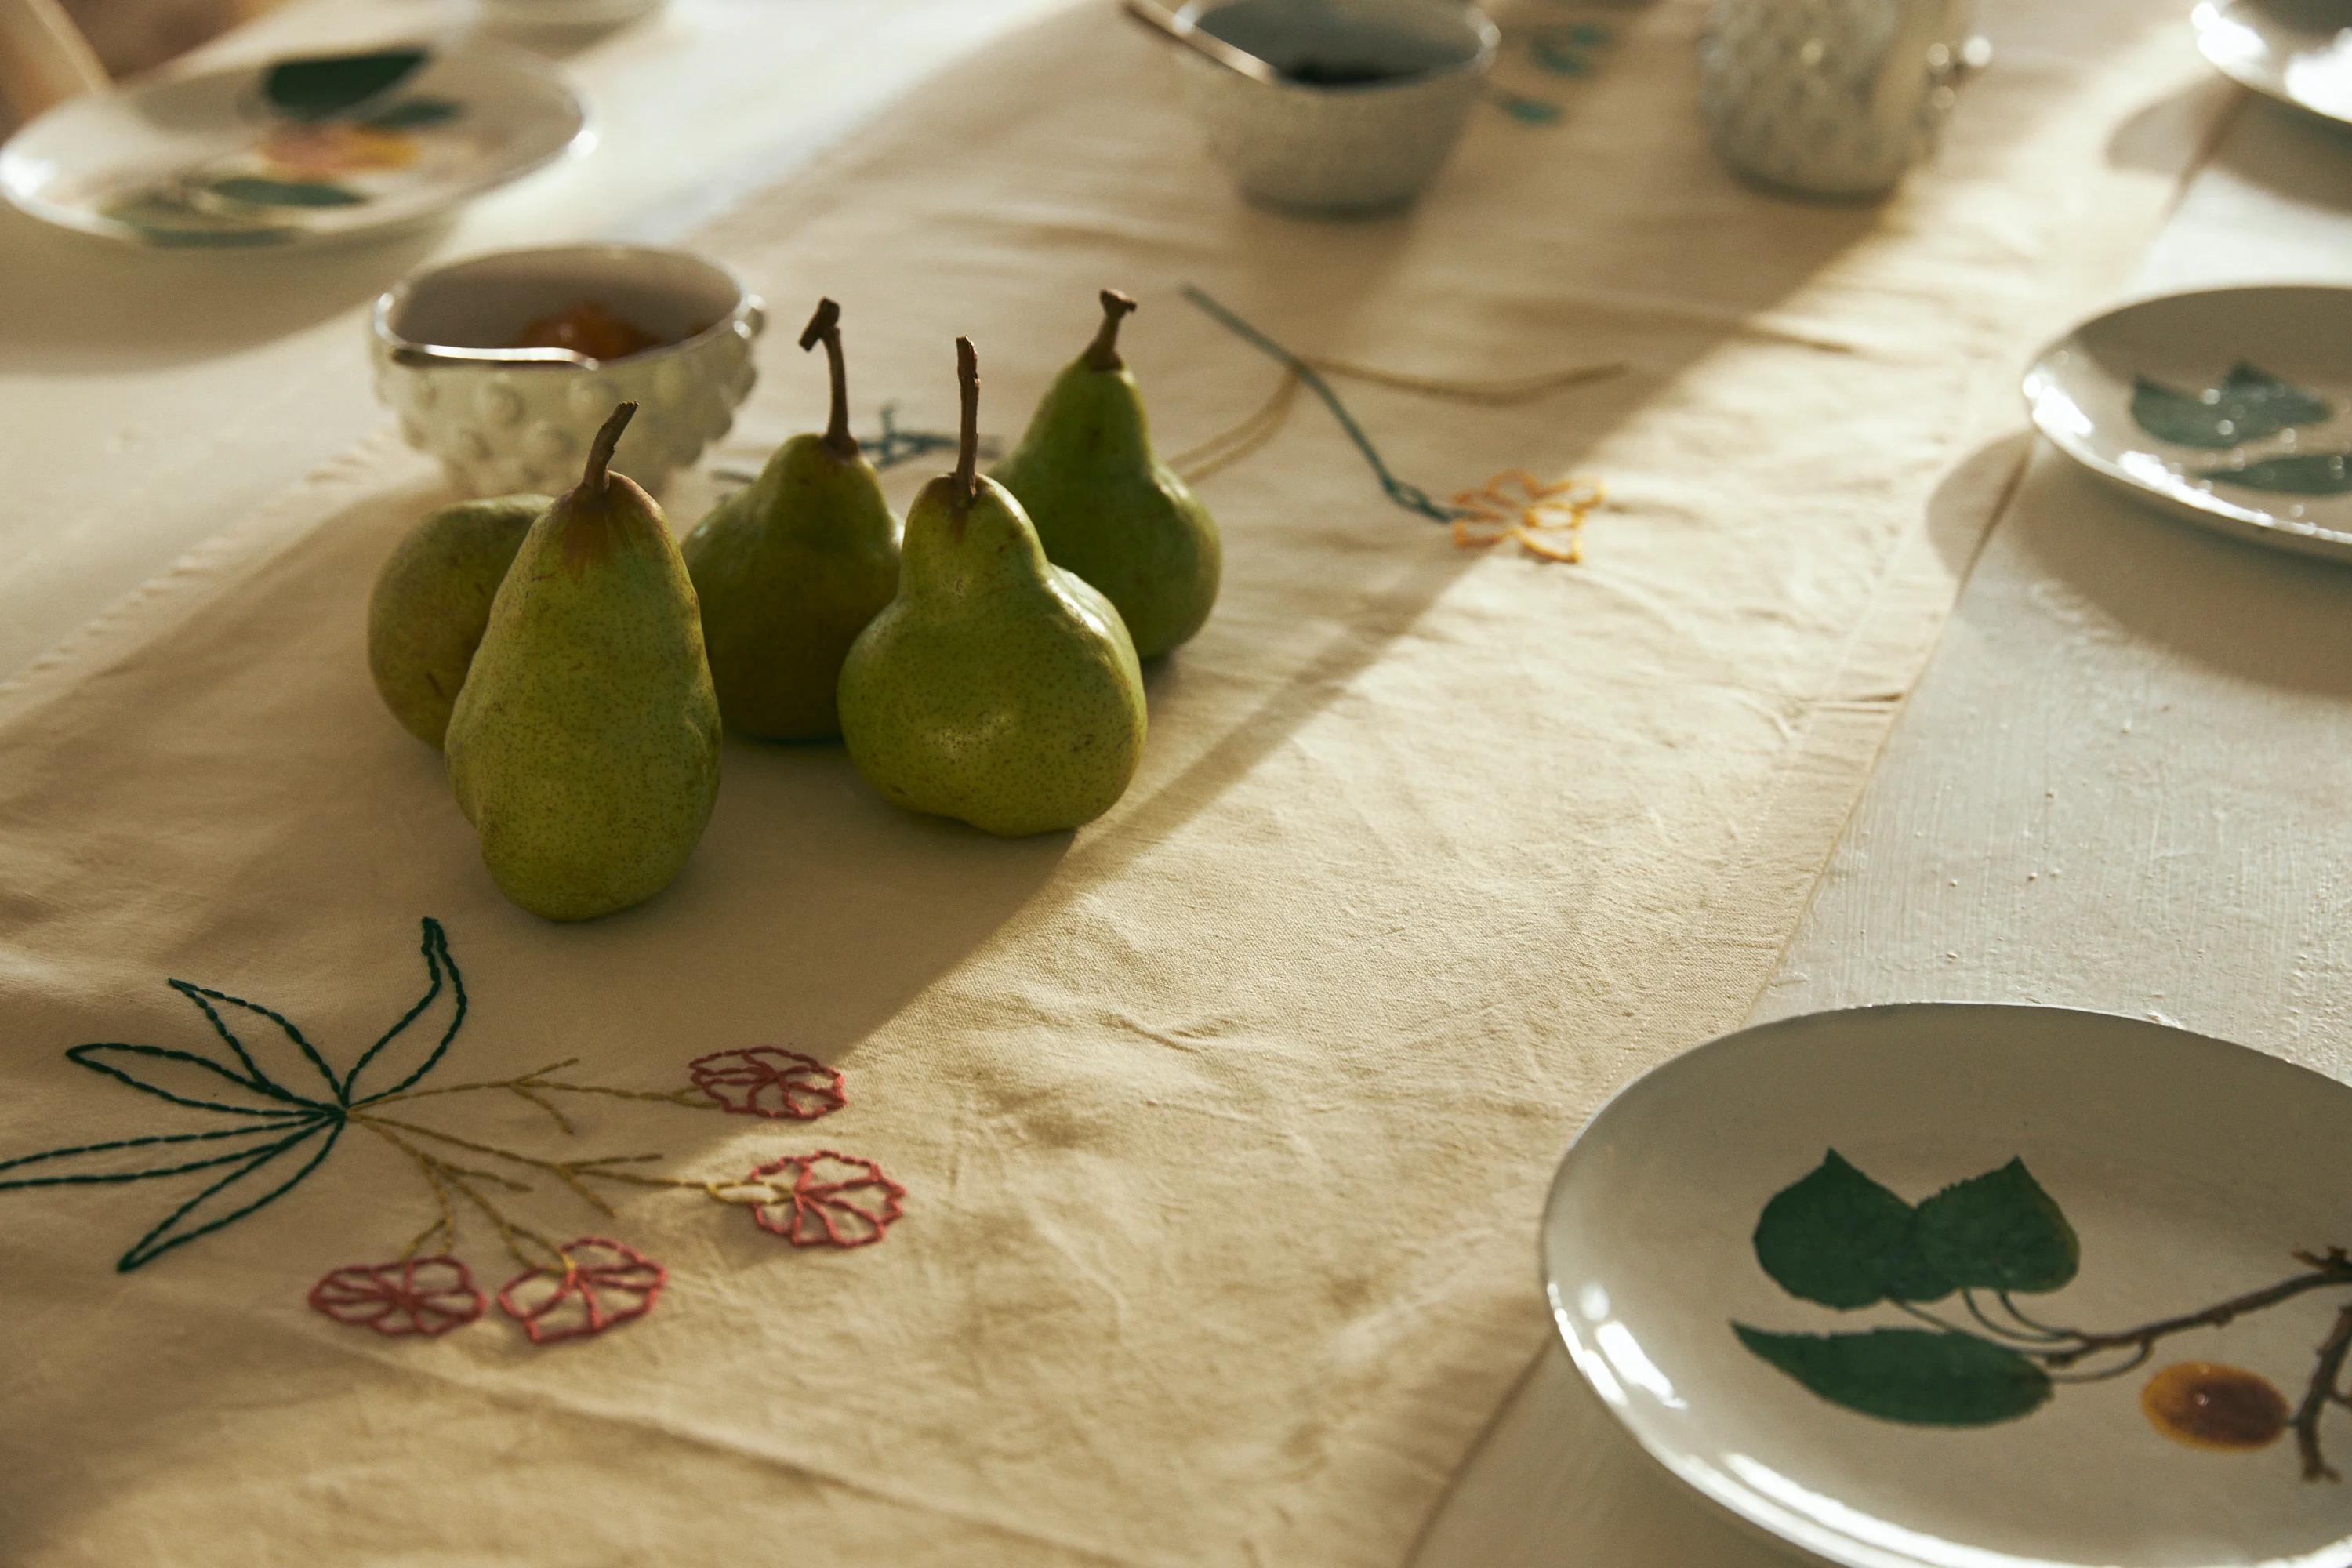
[1171, 0, 1498, 215]
[370, 244, 764, 496]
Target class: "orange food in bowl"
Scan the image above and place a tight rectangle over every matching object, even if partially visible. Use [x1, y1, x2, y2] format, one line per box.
[513, 301, 666, 361]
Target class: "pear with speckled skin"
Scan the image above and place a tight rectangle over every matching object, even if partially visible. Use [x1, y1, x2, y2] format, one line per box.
[839, 338, 1145, 837]
[368, 493, 549, 747]
[445, 404, 721, 920]
[683, 297, 901, 739]
[989, 289, 1219, 659]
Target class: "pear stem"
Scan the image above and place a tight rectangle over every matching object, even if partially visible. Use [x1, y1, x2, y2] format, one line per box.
[1084, 289, 1137, 372]
[953, 336, 980, 506]
[799, 298, 856, 457]
[583, 402, 635, 496]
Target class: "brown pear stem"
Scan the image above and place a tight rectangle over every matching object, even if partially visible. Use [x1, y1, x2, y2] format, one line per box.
[1084, 289, 1137, 372]
[798, 298, 856, 456]
[953, 336, 980, 506]
[583, 402, 636, 495]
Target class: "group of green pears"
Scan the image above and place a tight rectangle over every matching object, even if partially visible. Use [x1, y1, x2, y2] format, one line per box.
[366, 289, 1220, 922]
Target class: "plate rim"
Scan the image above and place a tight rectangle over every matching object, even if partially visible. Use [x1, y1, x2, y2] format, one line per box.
[0, 34, 591, 249]
[2194, 0, 2352, 130]
[2020, 279, 2352, 564]
[1537, 999, 2352, 1568]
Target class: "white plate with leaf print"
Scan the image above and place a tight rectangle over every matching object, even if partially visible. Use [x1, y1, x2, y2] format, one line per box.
[1541, 1004, 2352, 1568]
[2024, 285, 2352, 563]
[2195, 0, 2352, 129]
[0, 41, 587, 248]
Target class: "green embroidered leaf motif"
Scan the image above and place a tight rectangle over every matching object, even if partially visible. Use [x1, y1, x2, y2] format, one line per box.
[343, 918, 467, 1102]
[2131, 363, 2332, 449]
[2198, 452, 2352, 495]
[206, 176, 366, 209]
[66, 1042, 322, 1116]
[361, 95, 461, 129]
[168, 977, 343, 1105]
[0, 1120, 322, 1189]
[1914, 1159, 2078, 1294]
[1754, 1151, 1954, 1308]
[117, 1119, 342, 1272]
[1733, 1326, 2053, 1425]
[263, 48, 428, 119]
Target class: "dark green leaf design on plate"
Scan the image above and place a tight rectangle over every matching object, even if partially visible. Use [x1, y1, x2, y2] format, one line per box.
[207, 176, 367, 209]
[1530, 38, 1593, 75]
[1733, 1326, 2053, 1425]
[2131, 363, 2332, 449]
[2198, 452, 2352, 496]
[1753, 1149, 1954, 1308]
[1915, 1158, 2079, 1294]
[263, 48, 429, 119]
[362, 94, 462, 130]
[100, 191, 288, 246]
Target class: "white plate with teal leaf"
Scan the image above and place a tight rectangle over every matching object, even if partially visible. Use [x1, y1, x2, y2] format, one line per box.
[0, 40, 586, 247]
[2195, 0, 2352, 129]
[2025, 285, 2352, 562]
[1541, 1004, 2352, 1568]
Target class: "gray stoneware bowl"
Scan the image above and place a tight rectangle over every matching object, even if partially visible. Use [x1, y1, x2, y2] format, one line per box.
[1173, 0, 1499, 215]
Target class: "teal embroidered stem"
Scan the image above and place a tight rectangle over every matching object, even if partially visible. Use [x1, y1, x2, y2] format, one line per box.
[117, 1117, 343, 1272]
[346, 918, 466, 1104]
[1179, 285, 1467, 524]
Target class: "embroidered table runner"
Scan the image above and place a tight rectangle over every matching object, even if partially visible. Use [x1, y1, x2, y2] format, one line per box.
[0, 3, 2218, 1561]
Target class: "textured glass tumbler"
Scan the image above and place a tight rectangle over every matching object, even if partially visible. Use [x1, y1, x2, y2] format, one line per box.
[1699, 0, 1984, 199]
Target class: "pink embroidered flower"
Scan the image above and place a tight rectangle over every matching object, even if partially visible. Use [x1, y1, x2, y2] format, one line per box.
[497, 1237, 666, 1345]
[308, 1255, 485, 1337]
[746, 1152, 906, 1248]
[688, 1047, 845, 1121]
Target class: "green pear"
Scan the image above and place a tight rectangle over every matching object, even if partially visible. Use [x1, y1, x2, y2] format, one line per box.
[445, 405, 722, 921]
[839, 338, 1147, 837]
[989, 289, 1220, 659]
[367, 493, 549, 747]
[683, 297, 902, 740]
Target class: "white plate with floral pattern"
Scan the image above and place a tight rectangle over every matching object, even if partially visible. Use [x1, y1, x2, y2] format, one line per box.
[0, 40, 586, 247]
[1542, 1004, 2352, 1568]
[2196, 0, 2352, 129]
[2025, 284, 2352, 563]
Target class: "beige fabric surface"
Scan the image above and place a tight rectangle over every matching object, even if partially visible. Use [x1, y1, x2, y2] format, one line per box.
[0, 4, 2216, 1563]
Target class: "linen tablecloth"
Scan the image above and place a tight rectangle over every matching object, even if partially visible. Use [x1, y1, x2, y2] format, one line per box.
[0, 3, 2216, 1561]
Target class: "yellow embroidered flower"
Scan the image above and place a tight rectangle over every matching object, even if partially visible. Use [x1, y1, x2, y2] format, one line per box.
[1450, 470, 1603, 563]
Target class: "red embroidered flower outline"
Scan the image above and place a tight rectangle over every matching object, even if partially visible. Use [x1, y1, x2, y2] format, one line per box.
[308, 1255, 485, 1337]
[497, 1237, 666, 1344]
[746, 1152, 905, 1248]
[688, 1047, 846, 1121]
